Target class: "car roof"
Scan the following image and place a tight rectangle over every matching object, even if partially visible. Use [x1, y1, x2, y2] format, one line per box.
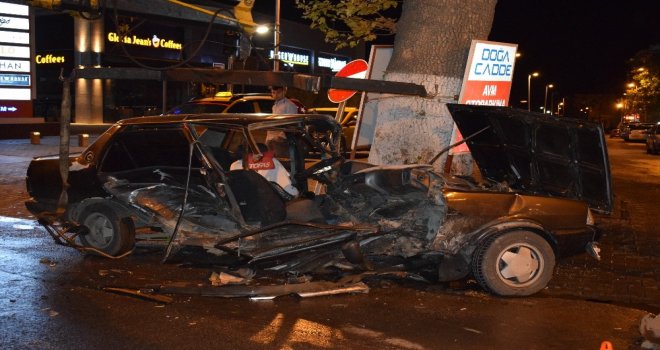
[310, 107, 358, 112]
[194, 92, 270, 103]
[118, 113, 338, 129]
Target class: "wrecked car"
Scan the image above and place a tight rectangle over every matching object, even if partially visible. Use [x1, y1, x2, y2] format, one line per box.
[25, 105, 613, 296]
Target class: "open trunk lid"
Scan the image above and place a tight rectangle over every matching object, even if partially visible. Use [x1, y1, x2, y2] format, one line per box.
[446, 104, 613, 214]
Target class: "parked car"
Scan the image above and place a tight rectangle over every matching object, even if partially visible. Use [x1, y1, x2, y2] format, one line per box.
[647, 123, 660, 154]
[609, 128, 621, 138]
[626, 123, 654, 142]
[25, 105, 612, 296]
[167, 92, 306, 115]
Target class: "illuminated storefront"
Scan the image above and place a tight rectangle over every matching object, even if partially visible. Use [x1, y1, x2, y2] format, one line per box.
[25, 6, 358, 124]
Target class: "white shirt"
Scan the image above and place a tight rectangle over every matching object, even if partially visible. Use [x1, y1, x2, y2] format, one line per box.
[272, 97, 299, 115]
[230, 157, 299, 197]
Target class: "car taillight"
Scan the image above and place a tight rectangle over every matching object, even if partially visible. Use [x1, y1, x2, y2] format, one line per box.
[586, 208, 594, 225]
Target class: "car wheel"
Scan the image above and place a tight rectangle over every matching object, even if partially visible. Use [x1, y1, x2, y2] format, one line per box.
[472, 230, 555, 296]
[79, 203, 135, 256]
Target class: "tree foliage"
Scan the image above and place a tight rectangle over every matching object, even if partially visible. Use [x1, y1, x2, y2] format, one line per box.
[626, 49, 660, 120]
[294, 0, 399, 49]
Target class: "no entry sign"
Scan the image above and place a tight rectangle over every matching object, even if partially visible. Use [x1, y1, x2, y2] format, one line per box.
[327, 59, 368, 103]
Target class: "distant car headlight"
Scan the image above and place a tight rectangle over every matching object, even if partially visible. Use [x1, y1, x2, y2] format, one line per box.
[586, 208, 595, 225]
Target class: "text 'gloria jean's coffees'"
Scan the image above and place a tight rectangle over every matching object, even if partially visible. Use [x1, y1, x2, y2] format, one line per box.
[107, 32, 182, 50]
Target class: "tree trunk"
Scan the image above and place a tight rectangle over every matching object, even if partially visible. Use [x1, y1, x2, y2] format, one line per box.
[368, 0, 497, 173]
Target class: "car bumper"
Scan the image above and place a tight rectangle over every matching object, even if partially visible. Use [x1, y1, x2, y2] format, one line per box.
[553, 225, 601, 258]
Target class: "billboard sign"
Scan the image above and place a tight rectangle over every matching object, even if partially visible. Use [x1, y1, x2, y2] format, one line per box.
[0, 58, 29, 72]
[0, 73, 30, 86]
[0, 30, 30, 44]
[0, 2, 32, 118]
[0, 45, 30, 58]
[0, 100, 32, 117]
[0, 16, 30, 31]
[450, 40, 518, 153]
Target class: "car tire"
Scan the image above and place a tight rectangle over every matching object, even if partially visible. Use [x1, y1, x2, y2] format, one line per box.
[472, 230, 555, 296]
[79, 203, 135, 256]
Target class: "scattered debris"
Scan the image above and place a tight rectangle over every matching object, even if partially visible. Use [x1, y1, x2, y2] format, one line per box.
[463, 327, 482, 334]
[98, 269, 133, 277]
[209, 271, 247, 286]
[103, 287, 174, 304]
[158, 279, 369, 299]
[41, 308, 59, 317]
[39, 258, 56, 267]
[640, 313, 660, 349]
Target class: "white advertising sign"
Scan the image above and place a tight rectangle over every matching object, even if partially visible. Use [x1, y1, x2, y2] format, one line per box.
[0, 87, 31, 100]
[0, 16, 29, 31]
[0, 59, 29, 72]
[0, 45, 30, 58]
[464, 41, 517, 81]
[0, 2, 29, 16]
[318, 56, 348, 72]
[0, 30, 30, 45]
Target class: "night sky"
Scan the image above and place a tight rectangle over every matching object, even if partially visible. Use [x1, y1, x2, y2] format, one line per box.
[255, 0, 660, 103]
[490, 0, 660, 104]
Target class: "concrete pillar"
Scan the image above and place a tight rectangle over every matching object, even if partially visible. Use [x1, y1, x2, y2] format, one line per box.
[74, 16, 104, 124]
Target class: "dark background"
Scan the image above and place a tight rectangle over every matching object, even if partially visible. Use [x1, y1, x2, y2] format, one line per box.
[251, 0, 660, 104]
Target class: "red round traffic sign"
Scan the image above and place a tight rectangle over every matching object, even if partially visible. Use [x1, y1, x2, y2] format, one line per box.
[327, 59, 369, 103]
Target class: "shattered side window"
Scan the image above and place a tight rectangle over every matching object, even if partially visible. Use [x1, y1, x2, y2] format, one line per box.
[100, 127, 199, 173]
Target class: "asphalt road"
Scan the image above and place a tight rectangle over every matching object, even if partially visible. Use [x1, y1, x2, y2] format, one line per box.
[0, 135, 656, 349]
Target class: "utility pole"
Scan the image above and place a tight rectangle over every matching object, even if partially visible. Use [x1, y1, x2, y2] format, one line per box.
[273, 0, 280, 72]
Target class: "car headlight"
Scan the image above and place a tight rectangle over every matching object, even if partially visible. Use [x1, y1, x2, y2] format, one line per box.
[586, 208, 594, 226]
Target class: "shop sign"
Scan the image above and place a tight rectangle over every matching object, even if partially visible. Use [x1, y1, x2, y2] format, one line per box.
[459, 40, 517, 106]
[0, 16, 29, 30]
[0, 100, 32, 118]
[317, 54, 349, 72]
[0, 30, 29, 45]
[0, 87, 31, 100]
[0, 73, 30, 86]
[269, 49, 309, 66]
[450, 39, 518, 154]
[0, 45, 30, 58]
[107, 32, 183, 50]
[0, 58, 29, 72]
[0, 2, 29, 17]
[35, 54, 66, 64]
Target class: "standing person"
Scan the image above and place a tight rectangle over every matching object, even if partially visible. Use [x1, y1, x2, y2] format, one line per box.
[267, 86, 299, 156]
[270, 86, 298, 114]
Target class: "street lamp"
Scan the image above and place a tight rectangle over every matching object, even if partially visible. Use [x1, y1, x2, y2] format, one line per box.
[527, 72, 539, 111]
[544, 84, 554, 114]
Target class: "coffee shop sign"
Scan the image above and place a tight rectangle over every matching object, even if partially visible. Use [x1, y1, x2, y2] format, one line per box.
[107, 32, 182, 50]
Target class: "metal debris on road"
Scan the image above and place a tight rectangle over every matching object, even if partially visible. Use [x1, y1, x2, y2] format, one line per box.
[209, 271, 247, 286]
[103, 287, 174, 304]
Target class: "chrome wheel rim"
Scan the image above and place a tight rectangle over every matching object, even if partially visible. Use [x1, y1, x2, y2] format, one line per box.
[83, 213, 114, 248]
[495, 243, 544, 287]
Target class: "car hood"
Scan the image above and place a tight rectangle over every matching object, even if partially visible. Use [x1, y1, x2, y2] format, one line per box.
[446, 104, 613, 214]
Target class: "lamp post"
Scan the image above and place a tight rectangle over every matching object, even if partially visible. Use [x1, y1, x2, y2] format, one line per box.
[273, 0, 281, 72]
[527, 72, 539, 111]
[544, 84, 554, 114]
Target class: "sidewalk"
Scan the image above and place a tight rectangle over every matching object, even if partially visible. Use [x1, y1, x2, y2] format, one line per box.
[0, 136, 658, 313]
[0, 135, 94, 181]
